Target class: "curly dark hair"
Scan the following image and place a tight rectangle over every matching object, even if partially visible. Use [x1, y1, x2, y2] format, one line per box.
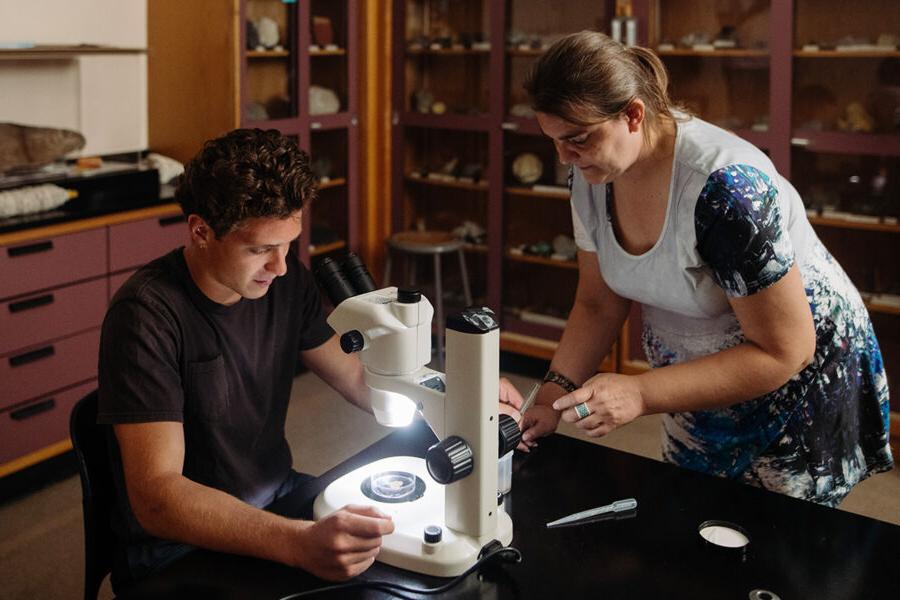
[175, 129, 317, 237]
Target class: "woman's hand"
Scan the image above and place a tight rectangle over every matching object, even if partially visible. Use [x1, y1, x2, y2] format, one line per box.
[552, 372, 644, 437]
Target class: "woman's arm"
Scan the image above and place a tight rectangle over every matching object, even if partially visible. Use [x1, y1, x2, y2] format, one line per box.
[518, 249, 631, 445]
[553, 263, 815, 436]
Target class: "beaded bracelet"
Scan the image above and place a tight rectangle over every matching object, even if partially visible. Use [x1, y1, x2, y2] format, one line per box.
[543, 370, 578, 394]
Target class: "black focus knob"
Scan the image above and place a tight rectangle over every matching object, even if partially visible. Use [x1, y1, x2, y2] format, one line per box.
[498, 413, 522, 456]
[397, 288, 421, 304]
[339, 330, 365, 353]
[423, 525, 442, 544]
[426, 436, 473, 484]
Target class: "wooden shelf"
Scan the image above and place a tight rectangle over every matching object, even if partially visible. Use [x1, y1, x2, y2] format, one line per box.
[310, 239, 347, 256]
[247, 49, 290, 58]
[505, 186, 570, 199]
[794, 50, 900, 58]
[502, 117, 542, 136]
[808, 215, 900, 233]
[405, 175, 489, 192]
[406, 48, 490, 56]
[310, 48, 346, 57]
[867, 301, 900, 317]
[505, 251, 578, 270]
[318, 177, 348, 190]
[464, 243, 489, 254]
[657, 48, 769, 58]
[399, 112, 491, 131]
[791, 130, 900, 157]
[0, 45, 145, 60]
[507, 48, 546, 56]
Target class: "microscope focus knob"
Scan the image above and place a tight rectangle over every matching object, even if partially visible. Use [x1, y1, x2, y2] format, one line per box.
[426, 436, 473, 484]
[339, 330, 365, 353]
[498, 413, 522, 456]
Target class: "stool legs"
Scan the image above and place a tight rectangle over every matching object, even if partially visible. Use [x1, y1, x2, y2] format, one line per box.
[457, 248, 472, 307]
[382, 249, 392, 287]
[433, 252, 444, 370]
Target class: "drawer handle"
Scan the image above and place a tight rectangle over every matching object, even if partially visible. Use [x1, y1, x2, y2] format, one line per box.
[7, 240, 54, 257]
[10, 398, 56, 421]
[158, 215, 186, 227]
[9, 293, 55, 313]
[9, 345, 55, 367]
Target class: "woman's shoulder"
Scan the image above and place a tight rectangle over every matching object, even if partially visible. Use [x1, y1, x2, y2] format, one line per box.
[675, 117, 774, 181]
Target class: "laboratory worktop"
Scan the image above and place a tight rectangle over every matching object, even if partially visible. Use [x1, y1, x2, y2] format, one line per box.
[120, 420, 900, 600]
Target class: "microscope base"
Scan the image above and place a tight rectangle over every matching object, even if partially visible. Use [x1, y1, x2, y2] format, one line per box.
[313, 456, 513, 577]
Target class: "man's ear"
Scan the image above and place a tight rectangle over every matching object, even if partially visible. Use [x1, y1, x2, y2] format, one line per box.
[187, 215, 212, 248]
[624, 99, 646, 133]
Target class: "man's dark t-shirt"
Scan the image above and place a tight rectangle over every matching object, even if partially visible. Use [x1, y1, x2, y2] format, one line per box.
[97, 248, 333, 586]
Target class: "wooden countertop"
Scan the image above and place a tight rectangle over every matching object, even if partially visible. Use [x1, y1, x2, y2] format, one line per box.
[0, 203, 182, 247]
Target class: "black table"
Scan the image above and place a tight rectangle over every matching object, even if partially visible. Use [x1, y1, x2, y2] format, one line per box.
[121, 421, 900, 599]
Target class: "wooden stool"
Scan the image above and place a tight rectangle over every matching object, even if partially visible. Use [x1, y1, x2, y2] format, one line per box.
[383, 231, 473, 369]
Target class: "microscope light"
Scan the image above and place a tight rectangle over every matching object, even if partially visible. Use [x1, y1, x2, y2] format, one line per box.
[370, 387, 417, 427]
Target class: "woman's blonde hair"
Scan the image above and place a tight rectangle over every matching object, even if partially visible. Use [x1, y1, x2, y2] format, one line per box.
[524, 31, 687, 134]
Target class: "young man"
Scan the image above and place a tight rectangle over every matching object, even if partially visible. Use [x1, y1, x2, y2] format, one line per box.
[98, 129, 393, 591]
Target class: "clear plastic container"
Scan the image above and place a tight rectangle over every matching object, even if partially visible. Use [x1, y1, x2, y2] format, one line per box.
[498, 451, 513, 495]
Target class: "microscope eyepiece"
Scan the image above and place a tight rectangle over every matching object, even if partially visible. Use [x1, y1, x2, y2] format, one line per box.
[342, 253, 377, 295]
[314, 256, 357, 306]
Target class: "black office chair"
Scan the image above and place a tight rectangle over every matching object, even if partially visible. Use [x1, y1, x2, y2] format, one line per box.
[70, 390, 116, 600]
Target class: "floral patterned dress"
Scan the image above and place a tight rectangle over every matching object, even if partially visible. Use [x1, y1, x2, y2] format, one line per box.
[570, 116, 892, 506]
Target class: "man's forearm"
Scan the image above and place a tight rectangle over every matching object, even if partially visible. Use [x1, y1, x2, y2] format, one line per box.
[129, 473, 306, 567]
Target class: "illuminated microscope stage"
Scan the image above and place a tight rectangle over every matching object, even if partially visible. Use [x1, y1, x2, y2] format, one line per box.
[313, 456, 513, 577]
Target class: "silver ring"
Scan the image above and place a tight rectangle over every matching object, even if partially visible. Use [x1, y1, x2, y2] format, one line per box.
[574, 402, 591, 420]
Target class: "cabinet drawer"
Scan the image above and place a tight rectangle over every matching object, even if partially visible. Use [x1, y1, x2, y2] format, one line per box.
[1, 328, 101, 410]
[0, 277, 108, 356]
[0, 380, 95, 465]
[110, 214, 186, 272]
[109, 269, 137, 302]
[0, 228, 107, 300]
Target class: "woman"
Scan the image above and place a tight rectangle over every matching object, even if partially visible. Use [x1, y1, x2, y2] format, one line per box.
[511, 31, 892, 506]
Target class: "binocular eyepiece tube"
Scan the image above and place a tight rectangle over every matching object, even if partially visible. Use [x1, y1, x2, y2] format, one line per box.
[315, 253, 377, 306]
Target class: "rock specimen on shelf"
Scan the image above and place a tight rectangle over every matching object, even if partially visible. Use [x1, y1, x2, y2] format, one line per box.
[246, 20, 260, 50]
[309, 86, 340, 115]
[255, 16, 280, 50]
[837, 102, 874, 133]
[0, 122, 85, 174]
[512, 152, 543, 185]
[312, 16, 334, 47]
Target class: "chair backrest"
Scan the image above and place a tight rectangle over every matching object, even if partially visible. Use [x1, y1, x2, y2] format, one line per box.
[69, 390, 116, 600]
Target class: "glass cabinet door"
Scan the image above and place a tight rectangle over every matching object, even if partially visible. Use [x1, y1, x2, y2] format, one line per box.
[244, 0, 299, 123]
[403, 0, 492, 117]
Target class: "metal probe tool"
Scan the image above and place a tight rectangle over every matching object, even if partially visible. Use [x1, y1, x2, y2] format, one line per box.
[545, 498, 638, 528]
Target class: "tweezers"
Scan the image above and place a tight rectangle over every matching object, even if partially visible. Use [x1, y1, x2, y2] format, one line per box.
[545, 498, 638, 528]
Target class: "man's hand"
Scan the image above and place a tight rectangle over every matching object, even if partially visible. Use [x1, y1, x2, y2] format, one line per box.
[291, 505, 395, 581]
[498, 377, 525, 421]
[552, 372, 644, 437]
[518, 405, 560, 450]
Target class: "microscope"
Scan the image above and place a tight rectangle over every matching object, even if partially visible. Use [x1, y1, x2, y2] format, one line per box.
[312, 254, 521, 577]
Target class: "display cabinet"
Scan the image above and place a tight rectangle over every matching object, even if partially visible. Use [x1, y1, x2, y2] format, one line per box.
[631, 0, 900, 417]
[390, 0, 616, 370]
[148, 0, 360, 268]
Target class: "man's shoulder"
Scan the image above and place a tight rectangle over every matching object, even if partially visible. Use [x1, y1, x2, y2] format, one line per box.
[107, 249, 190, 320]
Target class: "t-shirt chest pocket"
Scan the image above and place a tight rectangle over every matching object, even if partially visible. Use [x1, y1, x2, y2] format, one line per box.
[186, 355, 230, 422]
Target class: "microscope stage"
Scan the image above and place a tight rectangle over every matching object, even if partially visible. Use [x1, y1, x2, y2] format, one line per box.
[313, 455, 513, 577]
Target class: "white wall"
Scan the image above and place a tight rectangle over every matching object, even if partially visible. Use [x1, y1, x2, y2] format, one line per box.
[0, 0, 148, 156]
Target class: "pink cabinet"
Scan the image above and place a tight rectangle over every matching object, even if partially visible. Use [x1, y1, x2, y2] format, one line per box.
[0, 277, 107, 356]
[0, 228, 106, 300]
[109, 214, 186, 272]
[1, 328, 101, 411]
[0, 380, 96, 464]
